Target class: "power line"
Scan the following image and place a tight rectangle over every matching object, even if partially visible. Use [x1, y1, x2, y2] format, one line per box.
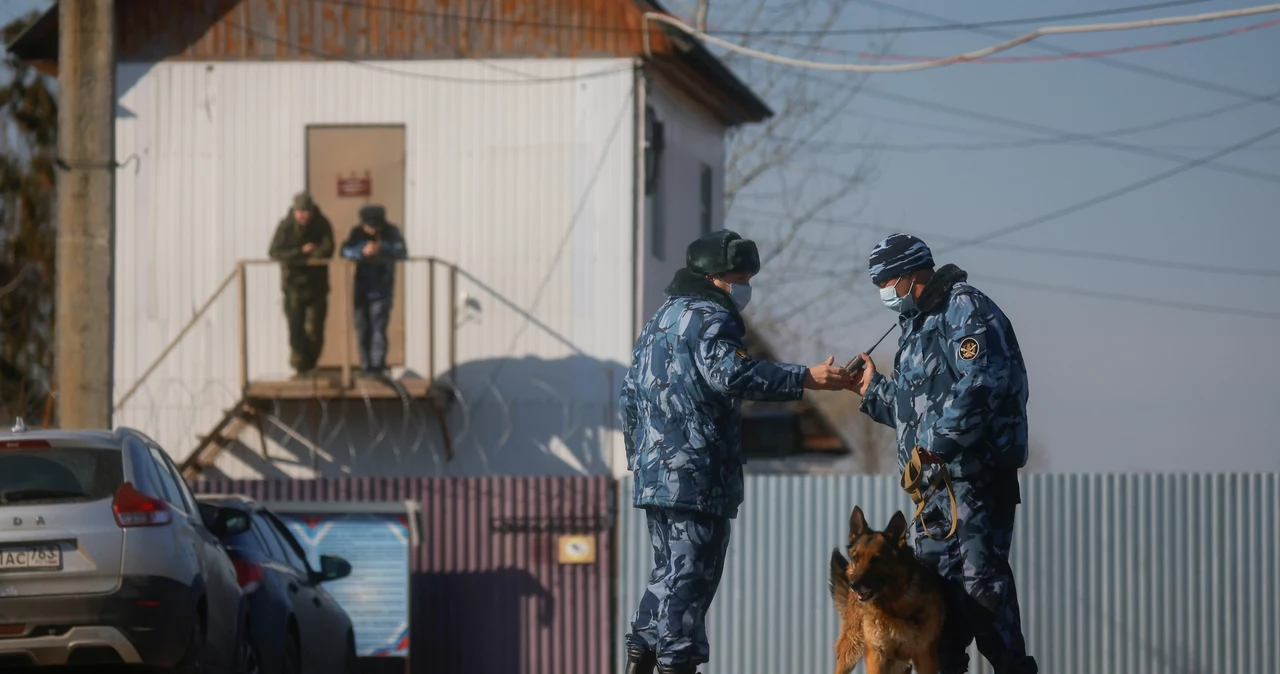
[775, 16, 1280, 63]
[773, 137, 1280, 154]
[219, 16, 634, 85]
[974, 275, 1280, 321]
[762, 121, 1280, 324]
[855, 0, 1280, 111]
[641, 3, 1280, 74]
[828, 82, 1280, 186]
[771, 86, 1280, 154]
[930, 123, 1280, 256]
[321, 0, 1213, 38]
[732, 206, 1280, 278]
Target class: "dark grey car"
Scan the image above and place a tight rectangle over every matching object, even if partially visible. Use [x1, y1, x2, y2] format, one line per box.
[0, 425, 255, 672]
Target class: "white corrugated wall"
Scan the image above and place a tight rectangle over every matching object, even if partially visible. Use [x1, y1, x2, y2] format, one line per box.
[617, 473, 1280, 674]
[113, 59, 638, 477]
[637, 76, 729, 322]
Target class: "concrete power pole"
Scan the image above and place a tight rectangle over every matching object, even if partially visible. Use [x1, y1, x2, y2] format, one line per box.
[56, 0, 116, 429]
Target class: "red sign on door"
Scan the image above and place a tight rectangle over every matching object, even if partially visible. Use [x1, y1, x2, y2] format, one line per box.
[337, 171, 372, 198]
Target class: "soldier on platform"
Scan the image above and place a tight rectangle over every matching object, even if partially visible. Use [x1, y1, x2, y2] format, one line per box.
[340, 204, 407, 378]
[268, 192, 335, 377]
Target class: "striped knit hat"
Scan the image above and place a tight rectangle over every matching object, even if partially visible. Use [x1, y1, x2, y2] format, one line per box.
[868, 233, 934, 285]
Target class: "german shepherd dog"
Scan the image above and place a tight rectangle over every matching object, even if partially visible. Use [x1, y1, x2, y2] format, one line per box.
[828, 506, 946, 674]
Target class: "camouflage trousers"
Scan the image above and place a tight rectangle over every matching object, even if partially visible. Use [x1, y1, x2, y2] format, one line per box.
[911, 470, 1038, 674]
[284, 291, 328, 373]
[625, 506, 731, 668]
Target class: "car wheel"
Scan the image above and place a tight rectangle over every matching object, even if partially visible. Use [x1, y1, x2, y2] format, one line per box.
[235, 624, 262, 674]
[280, 631, 301, 674]
[343, 632, 358, 674]
[171, 609, 206, 674]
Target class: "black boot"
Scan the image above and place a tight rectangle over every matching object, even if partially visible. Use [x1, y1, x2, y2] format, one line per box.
[625, 648, 656, 674]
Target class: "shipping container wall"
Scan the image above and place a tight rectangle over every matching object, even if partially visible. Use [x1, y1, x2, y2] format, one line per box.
[192, 475, 616, 674]
[617, 473, 1280, 674]
[113, 59, 637, 479]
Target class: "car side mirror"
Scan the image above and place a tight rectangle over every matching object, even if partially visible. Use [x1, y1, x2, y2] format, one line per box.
[316, 554, 352, 583]
[204, 505, 251, 537]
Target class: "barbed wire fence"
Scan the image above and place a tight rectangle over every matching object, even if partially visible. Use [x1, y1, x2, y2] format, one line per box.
[94, 371, 610, 483]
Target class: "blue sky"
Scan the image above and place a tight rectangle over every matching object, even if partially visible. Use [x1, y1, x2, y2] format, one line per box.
[3, 0, 1277, 473]
[706, 0, 1280, 473]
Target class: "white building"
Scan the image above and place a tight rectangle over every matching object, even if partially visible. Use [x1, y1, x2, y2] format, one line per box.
[12, 0, 854, 481]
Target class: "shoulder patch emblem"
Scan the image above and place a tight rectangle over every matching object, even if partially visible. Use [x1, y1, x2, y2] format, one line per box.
[735, 348, 750, 360]
[958, 337, 980, 361]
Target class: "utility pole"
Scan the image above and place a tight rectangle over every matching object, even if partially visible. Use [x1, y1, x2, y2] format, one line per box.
[56, 0, 115, 429]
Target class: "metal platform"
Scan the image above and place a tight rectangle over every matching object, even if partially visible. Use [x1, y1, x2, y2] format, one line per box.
[245, 369, 436, 401]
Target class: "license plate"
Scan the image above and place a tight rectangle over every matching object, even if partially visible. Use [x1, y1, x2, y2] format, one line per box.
[0, 545, 62, 572]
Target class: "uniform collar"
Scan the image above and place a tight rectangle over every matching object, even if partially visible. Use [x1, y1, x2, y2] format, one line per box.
[665, 267, 742, 320]
[897, 263, 968, 325]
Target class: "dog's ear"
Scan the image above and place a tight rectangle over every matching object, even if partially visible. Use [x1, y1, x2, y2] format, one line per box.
[848, 505, 868, 542]
[884, 510, 908, 546]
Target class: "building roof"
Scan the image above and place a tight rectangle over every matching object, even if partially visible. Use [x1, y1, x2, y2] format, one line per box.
[6, 0, 771, 126]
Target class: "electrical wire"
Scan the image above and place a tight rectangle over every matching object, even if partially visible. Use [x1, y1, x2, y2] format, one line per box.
[320, 0, 1212, 38]
[770, 86, 1280, 154]
[762, 121, 1280, 324]
[640, 3, 1280, 74]
[795, 17, 1280, 64]
[855, 0, 1280, 111]
[822, 82, 1280, 186]
[219, 17, 634, 85]
[974, 275, 1280, 321]
[732, 206, 1280, 278]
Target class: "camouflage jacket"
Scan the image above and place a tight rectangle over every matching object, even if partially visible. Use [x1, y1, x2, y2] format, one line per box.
[340, 223, 408, 302]
[268, 210, 335, 295]
[621, 269, 808, 519]
[860, 264, 1030, 482]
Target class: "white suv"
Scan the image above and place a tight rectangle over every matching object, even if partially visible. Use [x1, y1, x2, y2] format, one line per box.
[0, 423, 253, 673]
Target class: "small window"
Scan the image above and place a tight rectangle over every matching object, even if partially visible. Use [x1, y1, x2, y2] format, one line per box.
[699, 164, 714, 235]
[645, 107, 666, 261]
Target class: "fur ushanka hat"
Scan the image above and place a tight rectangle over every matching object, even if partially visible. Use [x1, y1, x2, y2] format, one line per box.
[685, 229, 761, 276]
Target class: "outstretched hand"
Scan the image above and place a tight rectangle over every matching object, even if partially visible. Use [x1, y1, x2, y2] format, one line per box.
[803, 356, 855, 391]
[849, 353, 876, 396]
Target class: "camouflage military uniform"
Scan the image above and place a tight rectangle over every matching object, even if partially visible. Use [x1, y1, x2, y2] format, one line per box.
[860, 253, 1038, 674]
[268, 194, 335, 374]
[620, 230, 808, 672]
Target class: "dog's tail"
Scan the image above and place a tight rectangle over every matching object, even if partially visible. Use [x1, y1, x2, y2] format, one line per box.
[828, 547, 850, 610]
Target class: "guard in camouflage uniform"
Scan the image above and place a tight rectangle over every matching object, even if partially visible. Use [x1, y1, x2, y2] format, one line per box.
[268, 193, 335, 376]
[849, 233, 1038, 674]
[620, 230, 853, 674]
[340, 204, 408, 377]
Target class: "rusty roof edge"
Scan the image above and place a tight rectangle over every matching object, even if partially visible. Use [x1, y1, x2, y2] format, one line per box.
[5, 3, 57, 61]
[639, 0, 772, 124]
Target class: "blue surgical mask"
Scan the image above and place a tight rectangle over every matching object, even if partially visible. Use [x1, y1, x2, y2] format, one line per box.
[879, 278, 916, 313]
[728, 283, 752, 311]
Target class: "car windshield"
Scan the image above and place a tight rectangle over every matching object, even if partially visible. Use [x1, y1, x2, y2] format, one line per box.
[0, 446, 123, 505]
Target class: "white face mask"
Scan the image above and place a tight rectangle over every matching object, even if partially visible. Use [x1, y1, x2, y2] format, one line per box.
[727, 283, 752, 310]
[879, 277, 916, 313]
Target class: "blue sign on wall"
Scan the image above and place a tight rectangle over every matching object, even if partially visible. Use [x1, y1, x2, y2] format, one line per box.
[276, 512, 411, 658]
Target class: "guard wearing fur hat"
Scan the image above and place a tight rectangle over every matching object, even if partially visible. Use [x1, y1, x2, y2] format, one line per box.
[620, 229, 853, 674]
